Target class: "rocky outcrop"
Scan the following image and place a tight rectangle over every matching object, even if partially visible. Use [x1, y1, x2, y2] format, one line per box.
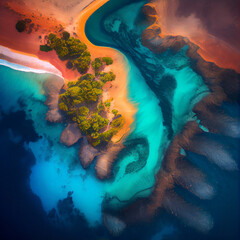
[104, 2, 240, 230]
[142, 3, 158, 24]
[79, 137, 99, 169]
[95, 143, 124, 179]
[44, 76, 64, 122]
[60, 123, 82, 146]
[103, 214, 126, 236]
[141, 23, 162, 47]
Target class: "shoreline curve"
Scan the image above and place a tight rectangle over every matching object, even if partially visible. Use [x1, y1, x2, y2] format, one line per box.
[76, 0, 137, 142]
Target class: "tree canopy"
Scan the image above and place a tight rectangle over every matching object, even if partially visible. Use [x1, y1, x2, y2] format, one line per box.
[40, 33, 91, 72]
[100, 71, 116, 83]
[92, 58, 102, 73]
[16, 20, 26, 32]
[102, 57, 113, 65]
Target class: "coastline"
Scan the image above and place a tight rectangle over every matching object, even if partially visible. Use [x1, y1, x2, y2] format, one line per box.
[0, 3, 81, 81]
[150, 0, 240, 73]
[76, 0, 137, 142]
[0, 45, 63, 78]
[0, 0, 137, 142]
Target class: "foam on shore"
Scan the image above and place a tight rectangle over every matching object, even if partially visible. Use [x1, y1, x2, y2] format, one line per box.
[0, 61, 104, 226]
[0, 45, 63, 78]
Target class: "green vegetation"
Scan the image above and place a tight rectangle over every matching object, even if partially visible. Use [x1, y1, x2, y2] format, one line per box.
[58, 73, 123, 146]
[104, 99, 111, 109]
[102, 57, 113, 65]
[16, 20, 26, 32]
[112, 109, 119, 116]
[100, 71, 116, 83]
[40, 33, 91, 73]
[40, 45, 53, 52]
[70, 51, 91, 73]
[40, 32, 123, 147]
[40, 34, 114, 75]
[92, 57, 114, 74]
[79, 73, 95, 81]
[92, 58, 102, 74]
[62, 31, 70, 40]
[97, 101, 104, 113]
[59, 76, 103, 109]
[111, 115, 125, 129]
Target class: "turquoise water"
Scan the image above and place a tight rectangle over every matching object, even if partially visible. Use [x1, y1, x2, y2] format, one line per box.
[104, 57, 168, 209]
[0, 62, 104, 225]
[86, 0, 209, 209]
[0, 0, 209, 222]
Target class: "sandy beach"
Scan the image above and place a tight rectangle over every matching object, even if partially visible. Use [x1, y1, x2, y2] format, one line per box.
[0, 0, 136, 142]
[76, 0, 137, 142]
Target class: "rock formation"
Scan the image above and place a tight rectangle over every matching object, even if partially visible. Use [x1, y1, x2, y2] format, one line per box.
[44, 76, 64, 122]
[95, 143, 124, 179]
[79, 137, 99, 169]
[60, 123, 82, 146]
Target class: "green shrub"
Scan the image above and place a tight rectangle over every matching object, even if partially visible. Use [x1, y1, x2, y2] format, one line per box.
[102, 57, 113, 65]
[78, 106, 89, 116]
[104, 100, 111, 108]
[112, 109, 119, 116]
[16, 20, 26, 32]
[79, 73, 95, 82]
[67, 81, 77, 88]
[71, 55, 91, 73]
[62, 31, 70, 40]
[40, 44, 53, 52]
[111, 116, 125, 129]
[100, 71, 116, 83]
[66, 37, 87, 57]
[97, 101, 104, 113]
[92, 58, 102, 72]
[48, 33, 57, 42]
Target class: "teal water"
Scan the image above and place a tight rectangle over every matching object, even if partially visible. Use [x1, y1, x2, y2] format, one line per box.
[104, 56, 168, 209]
[85, 0, 146, 47]
[0, 61, 104, 225]
[0, 0, 209, 222]
[86, 0, 209, 209]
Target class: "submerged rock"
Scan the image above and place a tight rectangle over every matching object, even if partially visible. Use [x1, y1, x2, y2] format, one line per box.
[79, 137, 99, 169]
[95, 143, 124, 179]
[44, 76, 64, 122]
[103, 214, 126, 236]
[60, 123, 82, 146]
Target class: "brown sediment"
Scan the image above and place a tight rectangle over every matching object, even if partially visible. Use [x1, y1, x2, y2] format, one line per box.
[43, 75, 65, 122]
[143, 0, 240, 73]
[95, 143, 124, 179]
[107, 3, 240, 230]
[60, 123, 83, 146]
[79, 137, 100, 169]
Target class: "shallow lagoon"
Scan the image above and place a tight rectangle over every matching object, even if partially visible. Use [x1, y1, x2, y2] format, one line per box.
[0, 62, 104, 225]
[86, 0, 209, 209]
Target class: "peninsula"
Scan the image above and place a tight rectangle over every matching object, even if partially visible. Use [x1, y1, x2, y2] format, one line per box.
[0, 0, 136, 176]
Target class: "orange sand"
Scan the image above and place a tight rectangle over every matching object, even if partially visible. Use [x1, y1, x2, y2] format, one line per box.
[76, 0, 137, 142]
[0, 0, 136, 142]
[0, 5, 79, 80]
[152, 0, 240, 73]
